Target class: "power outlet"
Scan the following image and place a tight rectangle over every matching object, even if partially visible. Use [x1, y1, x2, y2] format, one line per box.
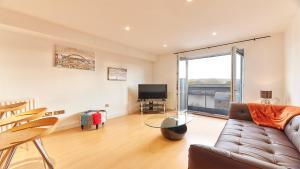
[44, 112, 53, 116]
[53, 110, 65, 115]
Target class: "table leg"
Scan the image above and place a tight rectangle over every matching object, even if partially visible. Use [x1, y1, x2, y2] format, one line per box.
[33, 139, 54, 169]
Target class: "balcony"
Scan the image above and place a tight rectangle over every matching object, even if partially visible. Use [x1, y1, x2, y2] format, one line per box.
[187, 84, 231, 116]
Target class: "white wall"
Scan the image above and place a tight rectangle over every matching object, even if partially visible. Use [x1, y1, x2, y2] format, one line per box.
[0, 29, 153, 130]
[153, 33, 285, 109]
[284, 11, 300, 106]
[153, 54, 178, 110]
[242, 34, 284, 103]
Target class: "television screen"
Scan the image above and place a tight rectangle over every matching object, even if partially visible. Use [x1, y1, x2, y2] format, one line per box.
[138, 84, 167, 99]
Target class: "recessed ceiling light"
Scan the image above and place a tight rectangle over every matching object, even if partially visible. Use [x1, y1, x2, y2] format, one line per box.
[186, 0, 193, 2]
[163, 44, 168, 48]
[212, 32, 217, 36]
[124, 26, 131, 31]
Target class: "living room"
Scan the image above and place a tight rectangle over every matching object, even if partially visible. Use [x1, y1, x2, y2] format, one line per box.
[0, 0, 300, 169]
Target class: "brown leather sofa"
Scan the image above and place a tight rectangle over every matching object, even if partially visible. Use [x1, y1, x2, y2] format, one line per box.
[188, 103, 300, 169]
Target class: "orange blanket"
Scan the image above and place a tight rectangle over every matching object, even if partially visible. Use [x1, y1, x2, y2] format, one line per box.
[247, 103, 300, 130]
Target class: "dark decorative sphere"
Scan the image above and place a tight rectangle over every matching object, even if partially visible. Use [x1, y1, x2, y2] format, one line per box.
[160, 117, 187, 140]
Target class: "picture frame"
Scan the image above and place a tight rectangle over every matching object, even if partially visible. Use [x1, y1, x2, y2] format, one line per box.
[54, 45, 95, 71]
[107, 67, 127, 81]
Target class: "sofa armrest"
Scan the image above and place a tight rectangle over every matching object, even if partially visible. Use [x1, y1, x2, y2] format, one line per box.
[188, 144, 283, 169]
[229, 103, 252, 121]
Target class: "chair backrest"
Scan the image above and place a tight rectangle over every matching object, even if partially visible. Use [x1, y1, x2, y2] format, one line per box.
[8, 117, 58, 135]
[0, 102, 27, 114]
[0, 99, 35, 132]
[17, 107, 47, 121]
[0, 117, 59, 151]
[0, 108, 47, 128]
[0, 98, 35, 114]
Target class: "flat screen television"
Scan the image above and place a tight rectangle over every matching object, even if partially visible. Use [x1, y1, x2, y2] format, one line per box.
[138, 84, 167, 100]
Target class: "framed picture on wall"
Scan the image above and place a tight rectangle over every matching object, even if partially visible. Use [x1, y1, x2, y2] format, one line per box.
[54, 45, 95, 71]
[107, 67, 127, 81]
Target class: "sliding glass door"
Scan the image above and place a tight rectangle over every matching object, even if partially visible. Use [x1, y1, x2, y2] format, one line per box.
[178, 47, 244, 117]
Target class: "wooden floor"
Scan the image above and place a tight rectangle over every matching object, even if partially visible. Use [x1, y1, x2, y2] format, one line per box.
[10, 114, 226, 169]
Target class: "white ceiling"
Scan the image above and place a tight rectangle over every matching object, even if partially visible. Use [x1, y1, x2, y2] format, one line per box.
[0, 0, 299, 55]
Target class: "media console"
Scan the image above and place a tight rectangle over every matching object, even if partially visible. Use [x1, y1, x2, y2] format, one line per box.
[138, 84, 167, 114]
[139, 99, 166, 114]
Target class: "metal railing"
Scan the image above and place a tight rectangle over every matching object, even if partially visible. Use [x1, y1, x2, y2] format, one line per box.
[187, 85, 231, 116]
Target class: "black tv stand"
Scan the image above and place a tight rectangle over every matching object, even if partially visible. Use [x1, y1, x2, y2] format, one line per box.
[139, 99, 166, 114]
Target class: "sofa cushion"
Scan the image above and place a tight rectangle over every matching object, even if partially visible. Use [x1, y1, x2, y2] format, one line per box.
[215, 119, 300, 169]
[285, 115, 300, 152]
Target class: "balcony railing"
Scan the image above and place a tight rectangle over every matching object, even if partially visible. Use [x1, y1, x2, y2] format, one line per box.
[187, 84, 231, 116]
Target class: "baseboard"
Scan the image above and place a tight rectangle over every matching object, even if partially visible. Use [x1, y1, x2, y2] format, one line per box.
[191, 111, 229, 120]
[54, 112, 129, 132]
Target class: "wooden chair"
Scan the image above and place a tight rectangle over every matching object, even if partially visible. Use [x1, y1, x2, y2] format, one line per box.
[0, 102, 27, 118]
[0, 102, 28, 132]
[0, 108, 47, 128]
[0, 117, 59, 169]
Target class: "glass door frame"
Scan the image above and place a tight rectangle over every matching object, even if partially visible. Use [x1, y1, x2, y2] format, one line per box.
[177, 56, 189, 112]
[177, 47, 244, 117]
[232, 47, 245, 103]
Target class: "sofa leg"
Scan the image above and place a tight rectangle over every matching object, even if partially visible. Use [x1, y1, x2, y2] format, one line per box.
[81, 125, 84, 130]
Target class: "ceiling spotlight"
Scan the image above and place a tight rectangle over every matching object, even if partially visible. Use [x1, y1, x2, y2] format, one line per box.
[124, 26, 131, 31]
[186, 0, 193, 2]
[212, 32, 217, 36]
[163, 44, 168, 48]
